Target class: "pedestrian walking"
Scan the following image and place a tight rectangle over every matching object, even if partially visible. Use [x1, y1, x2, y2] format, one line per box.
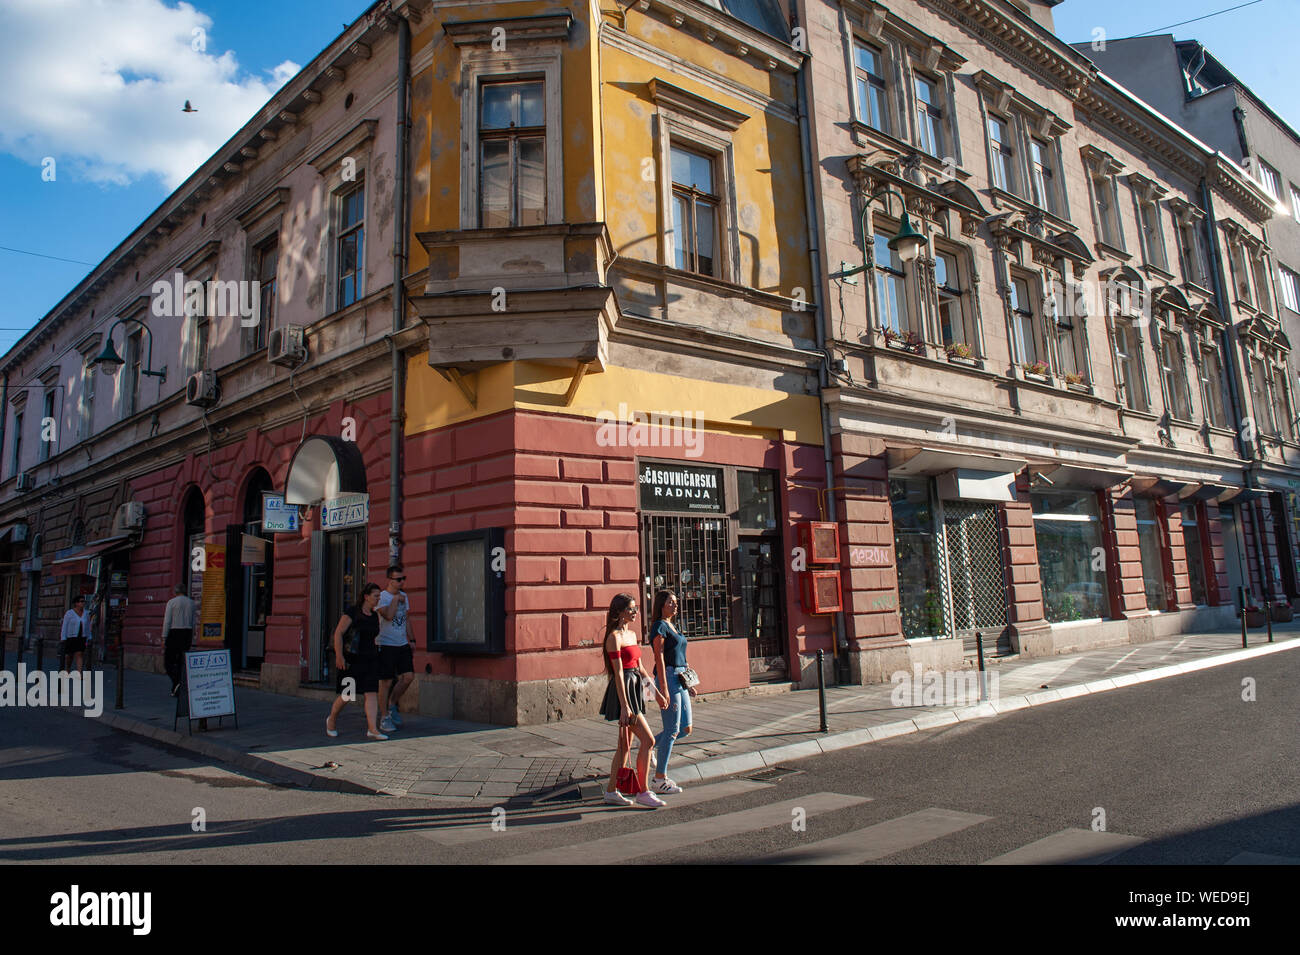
[376, 564, 414, 733]
[162, 583, 197, 697]
[59, 595, 90, 673]
[325, 582, 387, 740]
[599, 593, 669, 808]
[649, 589, 698, 794]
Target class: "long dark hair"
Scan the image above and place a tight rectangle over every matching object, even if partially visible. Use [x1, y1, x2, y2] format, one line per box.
[357, 582, 381, 610]
[649, 589, 676, 638]
[601, 592, 637, 676]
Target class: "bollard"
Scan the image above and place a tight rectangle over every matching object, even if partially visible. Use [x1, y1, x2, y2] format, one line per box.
[36, 636, 44, 671]
[1240, 586, 1248, 648]
[816, 648, 828, 733]
[975, 631, 988, 702]
[115, 639, 125, 710]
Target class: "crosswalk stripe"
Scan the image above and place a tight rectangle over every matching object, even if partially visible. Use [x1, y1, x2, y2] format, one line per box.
[981, 828, 1143, 865]
[495, 792, 870, 865]
[416, 778, 771, 846]
[1225, 851, 1300, 865]
[763, 807, 991, 865]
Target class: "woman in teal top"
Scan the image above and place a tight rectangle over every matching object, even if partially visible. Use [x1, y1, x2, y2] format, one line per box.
[650, 589, 696, 794]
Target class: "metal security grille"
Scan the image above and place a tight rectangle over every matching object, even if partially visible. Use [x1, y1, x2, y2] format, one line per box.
[641, 515, 732, 637]
[941, 502, 1007, 634]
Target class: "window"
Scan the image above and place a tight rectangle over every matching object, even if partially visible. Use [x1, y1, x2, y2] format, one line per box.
[1092, 173, 1122, 248]
[1047, 273, 1086, 379]
[671, 147, 719, 276]
[78, 362, 95, 441]
[1249, 356, 1275, 436]
[934, 249, 971, 351]
[1182, 503, 1208, 607]
[245, 238, 276, 354]
[1229, 241, 1253, 305]
[335, 182, 364, 309]
[1159, 324, 1192, 420]
[1270, 363, 1294, 441]
[39, 389, 55, 462]
[1177, 216, 1210, 287]
[10, 411, 21, 478]
[914, 75, 944, 157]
[478, 80, 545, 228]
[1113, 319, 1148, 411]
[1009, 274, 1043, 367]
[1280, 265, 1300, 313]
[1197, 333, 1228, 428]
[1029, 138, 1057, 213]
[1139, 199, 1168, 271]
[1251, 252, 1273, 315]
[426, 528, 506, 653]
[1257, 159, 1281, 201]
[987, 116, 1015, 193]
[1133, 498, 1166, 611]
[125, 329, 143, 418]
[852, 41, 890, 133]
[891, 479, 946, 638]
[1032, 491, 1110, 621]
[1291, 184, 1300, 224]
[874, 232, 908, 335]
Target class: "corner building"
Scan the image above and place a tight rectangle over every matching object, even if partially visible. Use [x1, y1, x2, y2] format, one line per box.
[796, 0, 1298, 681]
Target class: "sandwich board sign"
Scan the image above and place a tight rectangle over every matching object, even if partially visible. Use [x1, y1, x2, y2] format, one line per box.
[176, 649, 238, 734]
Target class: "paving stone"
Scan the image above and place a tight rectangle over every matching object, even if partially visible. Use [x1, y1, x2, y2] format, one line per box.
[441, 782, 483, 797]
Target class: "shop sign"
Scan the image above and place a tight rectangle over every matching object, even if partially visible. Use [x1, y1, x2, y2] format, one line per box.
[321, 492, 370, 530]
[199, 544, 226, 645]
[88, 557, 102, 579]
[639, 463, 723, 512]
[241, 534, 268, 566]
[183, 650, 236, 720]
[262, 492, 300, 533]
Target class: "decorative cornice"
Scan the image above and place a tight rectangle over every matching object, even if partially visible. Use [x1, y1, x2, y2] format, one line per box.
[632, 0, 802, 73]
[308, 119, 378, 175]
[648, 77, 749, 131]
[443, 13, 572, 46]
[235, 187, 291, 231]
[842, 0, 966, 71]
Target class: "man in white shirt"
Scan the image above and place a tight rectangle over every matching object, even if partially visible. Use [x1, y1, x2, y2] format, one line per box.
[162, 583, 197, 697]
[59, 595, 90, 673]
[376, 565, 414, 733]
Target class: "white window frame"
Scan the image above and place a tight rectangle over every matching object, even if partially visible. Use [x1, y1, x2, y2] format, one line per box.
[1112, 317, 1149, 411]
[332, 177, 366, 312]
[987, 114, 1016, 195]
[851, 38, 892, 135]
[1009, 271, 1046, 368]
[1138, 197, 1168, 272]
[933, 243, 976, 353]
[1279, 264, 1300, 313]
[912, 71, 945, 158]
[78, 360, 95, 442]
[1158, 319, 1192, 421]
[1291, 183, 1300, 225]
[1257, 158, 1282, 201]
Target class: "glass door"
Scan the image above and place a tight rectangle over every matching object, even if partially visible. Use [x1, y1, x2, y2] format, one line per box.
[737, 537, 786, 681]
[321, 530, 365, 684]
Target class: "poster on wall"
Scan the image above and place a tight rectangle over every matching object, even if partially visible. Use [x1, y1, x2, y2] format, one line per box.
[199, 543, 227, 645]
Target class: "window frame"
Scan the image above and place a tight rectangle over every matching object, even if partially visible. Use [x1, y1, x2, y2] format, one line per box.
[1279, 264, 1300, 314]
[851, 38, 891, 135]
[1045, 268, 1087, 381]
[78, 360, 95, 442]
[9, 410, 21, 478]
[124, 328, 143, 419]
[39, 388, 55, 463]
[244, 235, 277, 354]
[1290, 183, 1300, 225]
[1157, 318, 1193, 421]
[912, 71, 945, 158]
[1091, 171, 1124, 250]
[477, 78, 547, 229]
[425, 527, 507, 655]
[1138, 197, 1168, 272]
[1008, 271, 1046, 368]
[986, 114, 1017, 195]
[669, 145, 722, 278]
[1112, 316, 1149, 412]
[1195, 329, 1229, 429]
[1028, 136, 1060, 215]
[1257, 158, 1282, 201]
[333, 178, 366, 312]
[933, 244, 976, 353]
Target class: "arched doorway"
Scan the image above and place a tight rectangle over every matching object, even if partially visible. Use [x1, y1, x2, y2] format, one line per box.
[230, 468, 274, 671]
[181, 488, 205, 603]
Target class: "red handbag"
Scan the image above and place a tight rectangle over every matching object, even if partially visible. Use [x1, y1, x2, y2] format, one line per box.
[614, 725, 650, 795]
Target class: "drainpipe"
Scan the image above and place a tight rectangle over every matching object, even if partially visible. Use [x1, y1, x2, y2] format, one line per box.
[1201, 176, 1270, 604]
[792, 0, 849, 683]
[389, 13, 410, 564]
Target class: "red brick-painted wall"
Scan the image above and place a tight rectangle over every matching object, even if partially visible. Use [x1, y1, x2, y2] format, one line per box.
[1202, 499, 1228, 607]
[126, 393, 392, 675]
[401, 408, 827, 694]
[1159, 497, 1194, 610]
[1002, 474, 1043, 630]
[1105, 487, 1148, 618]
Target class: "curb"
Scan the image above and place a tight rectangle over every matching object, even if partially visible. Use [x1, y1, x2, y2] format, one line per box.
[45, 635, 1298, 799]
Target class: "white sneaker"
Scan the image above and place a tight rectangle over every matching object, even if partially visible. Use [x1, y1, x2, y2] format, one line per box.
[380, 717, 397, 733]
[652, 778, 683, 794]
[635, 790, 666, 808]
[603, 790, 634, 806]
[366, 731, 389, 741]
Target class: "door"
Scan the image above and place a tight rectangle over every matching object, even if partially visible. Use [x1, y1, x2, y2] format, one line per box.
[737, 537, 786, 682]
[1270, 494, 1297, 600]
[1220, 504, 1247, 610]
[940, 501, 1009, 654]
[319, 529, 366, 683]
[242, 520, 270, 669]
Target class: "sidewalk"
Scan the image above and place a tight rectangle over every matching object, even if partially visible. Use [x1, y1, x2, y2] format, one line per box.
[36, 623, 1300, 805]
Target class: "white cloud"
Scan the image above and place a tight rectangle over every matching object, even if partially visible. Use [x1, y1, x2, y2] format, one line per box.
[0, 0, 300, 189]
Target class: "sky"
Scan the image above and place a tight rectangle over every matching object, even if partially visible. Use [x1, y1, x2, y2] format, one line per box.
[0, 0, 1296, 357]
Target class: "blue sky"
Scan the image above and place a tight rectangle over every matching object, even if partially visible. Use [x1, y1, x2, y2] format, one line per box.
[1, 0, 1296, 357]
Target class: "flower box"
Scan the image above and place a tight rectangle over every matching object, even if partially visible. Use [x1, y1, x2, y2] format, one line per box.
[1245, 607, 1267, 628]
[1271, 602, 1293, 623]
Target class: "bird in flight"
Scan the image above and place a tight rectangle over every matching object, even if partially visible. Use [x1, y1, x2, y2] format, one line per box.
[182, 100, 198, 113]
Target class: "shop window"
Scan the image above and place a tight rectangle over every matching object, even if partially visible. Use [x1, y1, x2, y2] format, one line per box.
[335, 181, 365, 309]
[890, 479, 946, 639]
[641, 515, 732, 638]
[1133, 498, 1166, 611]
[670, 146, 720, 277]
[425, 528, 506, 654]
[479, 80, 546, 228]
[852, 40, 890, 134]
[1182, 503, 1208, 606]
[1032, 490, 1110, 622]
[736, 470, 778, 531]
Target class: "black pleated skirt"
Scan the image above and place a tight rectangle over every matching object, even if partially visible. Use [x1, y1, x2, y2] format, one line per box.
[601, 669, 647, 721]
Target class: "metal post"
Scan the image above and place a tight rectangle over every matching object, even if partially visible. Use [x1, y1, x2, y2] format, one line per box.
[1240, 586, 1248, 648]
[36, 636, 44, 671]
[115, 639, 125, 710]
[816, 648, 828, 733]
[1266, 599, 1274, 643]
[975, 631, 988, 702]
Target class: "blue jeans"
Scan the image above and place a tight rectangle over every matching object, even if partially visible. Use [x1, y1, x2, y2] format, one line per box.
[655, 666, 693, 777]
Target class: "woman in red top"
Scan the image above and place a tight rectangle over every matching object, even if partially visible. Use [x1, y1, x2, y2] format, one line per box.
[599, 593, 669, 808]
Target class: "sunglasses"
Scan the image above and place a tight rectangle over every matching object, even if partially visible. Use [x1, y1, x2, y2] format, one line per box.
[390, 576, 406, 582]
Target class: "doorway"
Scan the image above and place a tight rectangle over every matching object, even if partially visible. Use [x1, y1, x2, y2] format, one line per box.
[738, 537, 786, 682]
[1220, 503, 1247, 610]
[316, 528, 366, 684]
[940, 501, 1009, 654]
[1270, 493, 1297, 600]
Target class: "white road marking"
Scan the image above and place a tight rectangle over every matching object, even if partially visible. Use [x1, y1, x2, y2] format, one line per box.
[764, 807, 991, 865]
[981, 828, 1143, 865]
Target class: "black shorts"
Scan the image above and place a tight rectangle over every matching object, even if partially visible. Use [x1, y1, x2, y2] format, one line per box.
[378, 644, 414, 681]
[336, 655, 379, 696]
[62, 638, 86, 655]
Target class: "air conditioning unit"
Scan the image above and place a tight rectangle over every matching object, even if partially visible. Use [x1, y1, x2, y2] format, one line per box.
[185, 370, 221, 409]
[268, 325, 308, 367]
[15, 473, 35, 492]
[800, 570, 843, 615]
[797, 521, 840, 565]
[114, 501, 146, 534]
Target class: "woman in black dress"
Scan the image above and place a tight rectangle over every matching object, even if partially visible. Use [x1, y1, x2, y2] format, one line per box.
[325, 582, 387, 740]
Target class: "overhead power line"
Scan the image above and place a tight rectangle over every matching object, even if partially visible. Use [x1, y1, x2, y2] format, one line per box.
[1134, 0, 1265, 37]
[0, 244, 95, 267]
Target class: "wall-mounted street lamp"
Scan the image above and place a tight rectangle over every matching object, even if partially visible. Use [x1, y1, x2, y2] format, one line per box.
[90, 315, 167, 383]
[835, 186, 927, 284]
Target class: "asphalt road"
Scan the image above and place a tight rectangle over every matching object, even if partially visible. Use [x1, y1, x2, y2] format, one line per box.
[2, 651, 1297, 865]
